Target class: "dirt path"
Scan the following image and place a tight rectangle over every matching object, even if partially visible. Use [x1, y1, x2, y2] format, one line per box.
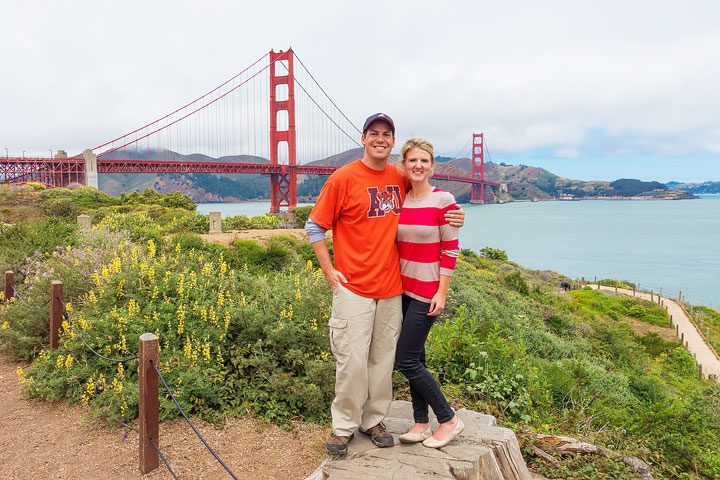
[200, 229, 312, 247]
[0, 355, 328, 479]
[591, 284, 720, 379]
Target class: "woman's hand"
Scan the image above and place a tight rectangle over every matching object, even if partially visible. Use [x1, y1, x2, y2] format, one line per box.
[428, 292, 447, 316]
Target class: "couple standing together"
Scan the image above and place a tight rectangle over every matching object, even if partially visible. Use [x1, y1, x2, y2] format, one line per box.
[305, 113, 465, 456]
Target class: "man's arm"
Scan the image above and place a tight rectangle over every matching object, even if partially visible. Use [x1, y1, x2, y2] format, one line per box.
[305, 219, 347, 290]
[444, 204, 465, 228]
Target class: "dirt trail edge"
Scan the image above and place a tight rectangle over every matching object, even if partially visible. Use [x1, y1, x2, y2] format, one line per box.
[0, 355, 328, 479]
[592, 284, 720, 379]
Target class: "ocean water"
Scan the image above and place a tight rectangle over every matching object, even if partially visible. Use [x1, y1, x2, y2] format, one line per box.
[197, 195, 720, 307]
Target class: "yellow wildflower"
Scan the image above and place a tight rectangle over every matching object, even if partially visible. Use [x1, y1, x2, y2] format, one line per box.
[306, 260, 313, 271]
[111, 377, 123, 393]
[1, 321, 9, 331]
[295, 289, 302, 301]
[321, 351, 331, 361]
[202, 340, 211, 361]
[81, 377, 95, 405]
[65, 302, 73, 314]
[175, 243, 181, 255]
[201, 263, 212, 276]
[64, 355, 74, 369]
[217, 290, 225, 308]
[127, 299, 139, 317]
[116, 279, 125, 298]
[219, 260, 228, 277]
[183, 337, 192, 359]
[87, 290, 97, 304]
[311, 319, 318, 332]
[56, 355, 65, 369]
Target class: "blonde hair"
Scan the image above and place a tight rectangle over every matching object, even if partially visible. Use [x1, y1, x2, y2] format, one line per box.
[401, 137, 435, 165]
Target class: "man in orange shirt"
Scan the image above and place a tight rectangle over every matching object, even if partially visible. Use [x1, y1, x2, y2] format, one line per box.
[306, 113, 464, 456]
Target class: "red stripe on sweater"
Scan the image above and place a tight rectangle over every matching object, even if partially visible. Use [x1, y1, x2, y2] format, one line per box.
[440, 255, 458, 270]
[397, 241, 443, 263]
[398, 207, 446, 226]
[401, 275, 439, 300]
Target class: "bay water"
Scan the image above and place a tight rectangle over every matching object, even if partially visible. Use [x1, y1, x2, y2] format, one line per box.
[198, 195, 720, 307]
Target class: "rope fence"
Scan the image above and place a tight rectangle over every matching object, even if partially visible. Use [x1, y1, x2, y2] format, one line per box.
[1, 273, 240, 478]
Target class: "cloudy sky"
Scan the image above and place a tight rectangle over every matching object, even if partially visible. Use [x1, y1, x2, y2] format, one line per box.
[2, 0, 719, 183]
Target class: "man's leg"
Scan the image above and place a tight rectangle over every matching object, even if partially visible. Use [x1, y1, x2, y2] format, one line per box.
[361, 294, 402, 430]
[329, 284, 377, 437]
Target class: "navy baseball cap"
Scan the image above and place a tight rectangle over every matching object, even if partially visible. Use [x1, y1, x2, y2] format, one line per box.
[362, 113, 395, 135]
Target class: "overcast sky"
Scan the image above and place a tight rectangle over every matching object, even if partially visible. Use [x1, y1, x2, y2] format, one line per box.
[2, 0, 719, 183]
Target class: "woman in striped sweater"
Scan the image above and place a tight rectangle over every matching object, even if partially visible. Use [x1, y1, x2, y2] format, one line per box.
[394, 137, 464, 448]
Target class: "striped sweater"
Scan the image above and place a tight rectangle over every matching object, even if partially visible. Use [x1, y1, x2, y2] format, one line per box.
[397, 187, 460, 303]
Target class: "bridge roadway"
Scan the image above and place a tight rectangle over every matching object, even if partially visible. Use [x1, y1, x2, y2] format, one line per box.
[1, 156, 500, 187]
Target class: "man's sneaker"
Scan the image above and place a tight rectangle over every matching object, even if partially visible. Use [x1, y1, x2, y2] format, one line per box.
[325, 433, 354, 456]
[359, 423, 394, 448]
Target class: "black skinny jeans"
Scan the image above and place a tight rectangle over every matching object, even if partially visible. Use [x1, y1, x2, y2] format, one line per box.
[394, 294, 454, 424]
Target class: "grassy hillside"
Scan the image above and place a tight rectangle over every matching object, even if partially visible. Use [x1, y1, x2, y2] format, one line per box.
[1, 185, 718, 479]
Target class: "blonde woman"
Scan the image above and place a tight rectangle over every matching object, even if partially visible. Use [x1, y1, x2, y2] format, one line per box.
[394, 137, 464, 448]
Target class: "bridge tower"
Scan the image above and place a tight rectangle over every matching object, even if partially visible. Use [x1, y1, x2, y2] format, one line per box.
[269, 49, 298, 213]
[470, 133, 485, 204]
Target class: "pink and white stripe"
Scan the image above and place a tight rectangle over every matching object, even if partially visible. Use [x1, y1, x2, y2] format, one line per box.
[397, 188, 460, 302]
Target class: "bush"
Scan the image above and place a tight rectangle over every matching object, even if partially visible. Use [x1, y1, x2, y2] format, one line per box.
[223, 215, 252, 231]
[9, 238, 335, 424]
[43, 198, 80, 219]
[120, 189, 196, 211]
[293, 206, 313, 228]
[42, 187, 120, 210]
[480, 247, 508, 261]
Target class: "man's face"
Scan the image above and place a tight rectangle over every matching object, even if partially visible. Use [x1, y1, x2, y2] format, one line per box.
[361, 121, 395, 162]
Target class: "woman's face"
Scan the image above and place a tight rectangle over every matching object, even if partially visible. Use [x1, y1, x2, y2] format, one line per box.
[403, 147, 433, 183]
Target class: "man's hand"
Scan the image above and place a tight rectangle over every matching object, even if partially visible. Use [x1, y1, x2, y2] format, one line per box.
[445, 205, 465, 228]
[325, 269, 348, 291]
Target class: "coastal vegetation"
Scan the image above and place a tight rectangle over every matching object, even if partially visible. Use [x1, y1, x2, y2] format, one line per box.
[1, 184, 719, 479]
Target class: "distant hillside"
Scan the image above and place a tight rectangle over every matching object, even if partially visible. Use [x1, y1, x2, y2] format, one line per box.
[667, 180, 720, 194]
[97, 148, 695, 203]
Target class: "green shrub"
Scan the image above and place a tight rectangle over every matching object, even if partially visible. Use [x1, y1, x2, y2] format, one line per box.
[0, 218, 78, 277]
[293, 205, 313, 228]
[6, 236, 336, 425]
[43, 198, 79, 218]
[503, 271, 529, 295]
[480, 246, 508, 261]
[120, 189, 196, 211]
[42, 187, 120, 210]
[223, 215, 252, 231]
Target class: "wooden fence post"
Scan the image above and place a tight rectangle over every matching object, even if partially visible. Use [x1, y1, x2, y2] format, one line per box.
[669, 314, 673, 328]
[49, 281, 63, 349]
[4, 271, 14, 300]
[139, 333, 160, 474]
[699, 364, 703, 380]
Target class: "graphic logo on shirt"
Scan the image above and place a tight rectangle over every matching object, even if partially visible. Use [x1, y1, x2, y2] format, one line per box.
[367, 186, 402, 217]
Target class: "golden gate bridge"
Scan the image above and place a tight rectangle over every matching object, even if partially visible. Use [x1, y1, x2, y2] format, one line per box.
[1, 49, 499, 211]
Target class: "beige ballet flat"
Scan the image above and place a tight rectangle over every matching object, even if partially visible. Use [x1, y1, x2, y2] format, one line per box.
[422, 417, 465, 448]
[398, 426, 433, 443]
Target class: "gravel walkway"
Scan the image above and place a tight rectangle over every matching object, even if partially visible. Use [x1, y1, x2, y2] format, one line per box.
[591, 284, 720, 379]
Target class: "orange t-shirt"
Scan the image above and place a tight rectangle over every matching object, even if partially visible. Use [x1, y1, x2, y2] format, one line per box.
[310, 159, 407, 299]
